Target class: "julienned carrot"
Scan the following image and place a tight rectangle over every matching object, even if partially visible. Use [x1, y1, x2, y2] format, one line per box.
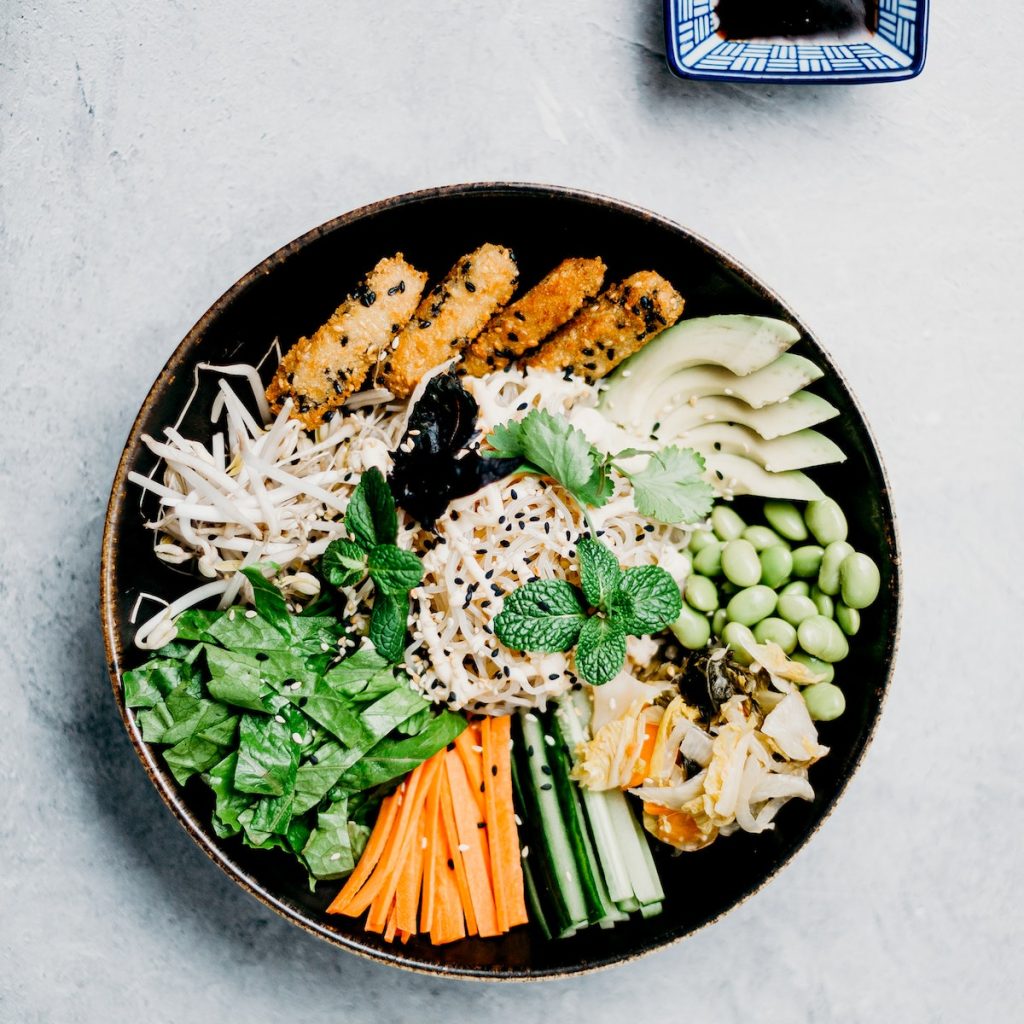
[627, 722, 660, 788]
[327, 791, 399, 914]
[439, 770, 479, 936]
[445, 750, 500, 937]
[395, 820, 424, 936]
[454, 726, 487, 820]
[483, 715, 528, 928]
[420, 766, 443, 935]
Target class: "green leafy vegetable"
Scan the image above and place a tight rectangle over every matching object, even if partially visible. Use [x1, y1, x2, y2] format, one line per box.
[627, 445, 714, 524]
[494, 537, 682, 686]
[368, 593, 408, 663]
[344, 467, 398, 549]
[322, 540, 369, 588]
[367, 545, 423, 596]
[234, 710, 302, 797]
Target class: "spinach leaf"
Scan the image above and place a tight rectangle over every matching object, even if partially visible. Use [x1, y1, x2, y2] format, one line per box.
[203, 752, 254, 839]
[233, 710, 303, 797]
[291, 741, 365, 815]
[301, 797, 359, 881]
[123, 657, 196, 709]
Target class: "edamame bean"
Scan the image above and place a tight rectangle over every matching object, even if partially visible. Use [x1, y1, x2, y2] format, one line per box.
[743, 525, 785, 551]
[804, 497, 848, 546]
[693, 541, 723, 577]
[811, 585, 834, 619]
[792, 544, 825, 578]
[763, 499, 809, 542]
[688, 529, 718, 553]
[711, 505, 746, 542]
[835, 603, 860, 636]
[721, 538, 761, 587]
[722, 621, 757, 665]
[791, 652, 835, 683]
[712, 608, 728, 636]
[726, 585, 778, 626]
[817, 541, 854, 596]
[797, 614, 849, 662]
[753, 616, 798, 654]
[778, 593, 817, 626]
[779, 580, 810, 597]
[670, 603, 711, 650]
[685, 574, 719, 612]
[759, 544, 794, 589]
[802, 682, 846, 722]
[839, 552, 881, 609]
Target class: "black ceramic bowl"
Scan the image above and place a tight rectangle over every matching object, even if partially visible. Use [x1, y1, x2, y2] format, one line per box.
[101, 183, 900, 979]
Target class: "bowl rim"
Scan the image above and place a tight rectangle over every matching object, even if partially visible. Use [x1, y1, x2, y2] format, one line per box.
[662, 0, 930, 84]
[100, 181, 902, 980]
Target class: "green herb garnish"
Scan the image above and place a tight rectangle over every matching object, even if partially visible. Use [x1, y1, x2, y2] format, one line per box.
[493, 537, 682, 685]
[322, 468, 423, 663]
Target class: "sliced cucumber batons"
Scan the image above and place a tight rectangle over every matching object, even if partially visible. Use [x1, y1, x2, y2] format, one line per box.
[601, 315, 800, 422]
[684, 423, 846, 472]
[704, 453, 825, 501]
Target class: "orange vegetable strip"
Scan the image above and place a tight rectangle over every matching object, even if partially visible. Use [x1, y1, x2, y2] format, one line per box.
[436, 843, 466, 944]
[439, 767, 479, 937]
[327, 791, 399, 914]
[420, 764, 444, 935]
[444, 750, 500, 937]
[395, 814, 425, 936]
[454, 727, 487, 820]
[483, 715, 528, 928]
[383, 902, 399, 942]
[345, 758, 432, 918]
[627, 722, 660, 789]
[429, 815, 454, 944]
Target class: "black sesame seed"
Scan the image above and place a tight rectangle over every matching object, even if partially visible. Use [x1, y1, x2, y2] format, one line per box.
[477, 821, 486, 829]
[540, 782, 553, 791]
[541, 765, 551, 776]
[491, 764, 498, 776]
[418, 319, 432, 329]
[510, 489, 518, 500]
[448, 858, 455, 870]
[465, 280, 476, 292]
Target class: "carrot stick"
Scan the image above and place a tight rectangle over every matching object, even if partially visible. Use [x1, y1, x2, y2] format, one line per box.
[345, 757, 432, 918]
[439, 767, 478, 937]
[435, 841, 466, 944]
[627, 722, 660, 788]
[327, 790, 399, 914]
[454, 726, 487, 820]
[444, 750, 500, 937]
[395, 813, 425, 936]
[420, 764, 444, 935]
[483, 714, 528, 928]
[383, 902, 399, 942]
[429, 811, 454, 944]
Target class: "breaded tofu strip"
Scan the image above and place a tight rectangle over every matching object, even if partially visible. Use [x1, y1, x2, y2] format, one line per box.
[459, 256, 607, 376]
[266, 254, 427, 429]
[524, 271, 684, 383]
[378, 243, 518, 398]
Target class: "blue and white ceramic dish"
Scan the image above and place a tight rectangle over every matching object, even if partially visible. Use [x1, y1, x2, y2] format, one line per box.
[664, 0, 928, 83]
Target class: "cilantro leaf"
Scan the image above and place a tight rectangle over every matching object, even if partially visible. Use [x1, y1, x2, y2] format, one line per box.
[484, 409, 612, 509]
[345, 467, 397, 549]
[574, 617, 627, 686]
[368, 592, 408, 663]
[608, 565, 682, 636]
[322, 539, 369, 588]
[625, 445, 714, 524]
[577, 538, 622, 609]
[367, 544, 423, 596]
[494, 579, 587, 652]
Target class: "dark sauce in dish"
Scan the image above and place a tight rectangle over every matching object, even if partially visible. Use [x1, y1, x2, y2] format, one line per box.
[716, 0, 875, 38]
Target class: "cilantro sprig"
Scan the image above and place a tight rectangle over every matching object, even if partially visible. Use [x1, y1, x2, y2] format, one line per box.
[493, 537, 682, 686]
[322, 468, 423, 663]
[484, 408, 714, 524]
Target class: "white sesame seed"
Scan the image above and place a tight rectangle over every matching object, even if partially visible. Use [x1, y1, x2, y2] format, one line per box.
[421, 836, 428, 849]
[521, 846, 529, 858]
[457, 843, 470, 852]
[228, 609, 236, 621]
[291, 732, 304, 744]
[274, 715, 285, 724]
[290, 681, 302, 691]
[320, 641, 329, 651]
[514, 814, 523, 827]
[244, 609, 257, 619]
[329, 851, 342, 861]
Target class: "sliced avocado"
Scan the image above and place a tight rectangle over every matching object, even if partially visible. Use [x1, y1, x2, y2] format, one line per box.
[685, 423, 846, 472]
[641, 353, 823, 416]
[652, 391, 838, 441]
[601, 315, 800, 424]
[705, 453, 824, 501]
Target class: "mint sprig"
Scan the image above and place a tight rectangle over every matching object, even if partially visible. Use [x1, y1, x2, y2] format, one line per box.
[322, 468, 422, 664]
[493, 537, 682, 686]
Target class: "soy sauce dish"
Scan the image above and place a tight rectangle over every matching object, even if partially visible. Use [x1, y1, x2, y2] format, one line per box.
[101, 184, 900, 979]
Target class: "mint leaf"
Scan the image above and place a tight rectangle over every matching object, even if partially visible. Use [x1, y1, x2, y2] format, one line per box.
[345, 467, 397, 549]
[574, 617, 627, 686]
[322, 539, 369, 588]
[367, 544, 423, 596]
[577, 538, 622, 609]
[626, 445, 714, 524]
[494, 579, 587, 652]
[609, 565, 682, 636]
[369, 592, 408, 663]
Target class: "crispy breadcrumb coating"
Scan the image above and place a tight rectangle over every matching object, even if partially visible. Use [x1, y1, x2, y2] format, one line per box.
[266, 254, 427, 429]
[459, 256, 606, 377]
[379, 243, 518, 398]
[524, 271, 684, 383]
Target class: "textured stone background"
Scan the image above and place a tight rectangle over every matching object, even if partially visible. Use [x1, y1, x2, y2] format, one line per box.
[2, 3, 1021, 1021]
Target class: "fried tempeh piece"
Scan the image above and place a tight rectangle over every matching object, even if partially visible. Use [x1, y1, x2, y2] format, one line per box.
[379, 243, 518, 398]
[524, 270, 684, 383]
[266, 254, 427, 429]
[459, 256, 607, 377]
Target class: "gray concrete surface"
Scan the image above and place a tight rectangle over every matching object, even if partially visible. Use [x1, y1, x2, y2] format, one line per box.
[2, 3, 1021, 1021]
